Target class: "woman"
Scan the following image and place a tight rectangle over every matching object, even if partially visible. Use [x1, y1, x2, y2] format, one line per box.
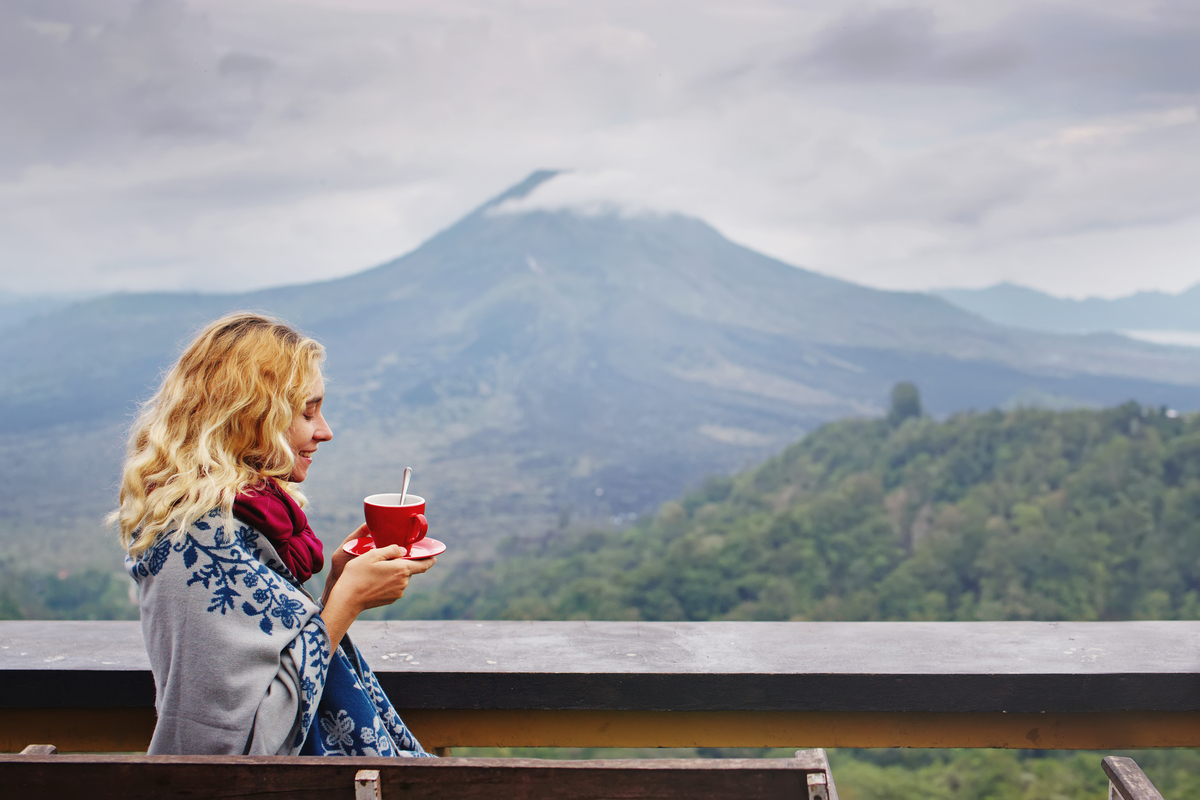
[111, 312, 436, 756]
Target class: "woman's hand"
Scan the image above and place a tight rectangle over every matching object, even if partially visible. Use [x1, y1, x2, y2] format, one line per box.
[320, 524, 370, 606]
[334, 545, 436, 610]
[319, 542, 436, 651]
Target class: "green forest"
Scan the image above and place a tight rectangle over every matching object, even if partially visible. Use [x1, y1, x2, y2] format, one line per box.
[395, 394, 1200, 624]
[0, 562, 136, 621]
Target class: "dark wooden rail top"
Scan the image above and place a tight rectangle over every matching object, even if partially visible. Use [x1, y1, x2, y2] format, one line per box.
[2, 620, 1199, 714]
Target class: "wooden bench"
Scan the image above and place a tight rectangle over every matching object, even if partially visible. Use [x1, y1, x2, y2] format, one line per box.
[1104, 756, 1165, 800]
[1, 744, 838, 800]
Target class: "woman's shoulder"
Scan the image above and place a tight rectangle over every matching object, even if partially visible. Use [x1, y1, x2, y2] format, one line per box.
[127, 508, 315, 635]
[127, 509, 277, 581]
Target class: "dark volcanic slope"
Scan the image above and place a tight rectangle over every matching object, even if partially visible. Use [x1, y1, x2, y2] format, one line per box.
[2, 172, 1199, 565]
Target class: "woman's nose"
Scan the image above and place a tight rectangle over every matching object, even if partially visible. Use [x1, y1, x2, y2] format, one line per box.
[317, 415, 333, 441]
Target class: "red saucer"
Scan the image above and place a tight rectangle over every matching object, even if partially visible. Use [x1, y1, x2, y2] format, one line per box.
[342, 536, 446, 559]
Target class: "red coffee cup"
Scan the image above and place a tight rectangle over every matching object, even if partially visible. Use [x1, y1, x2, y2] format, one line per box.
[363, 494, 428, 554]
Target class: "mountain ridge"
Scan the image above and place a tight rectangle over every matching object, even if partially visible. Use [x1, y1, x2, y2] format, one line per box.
[936, 281, 1200, 335]
[3, 172, 1200, 575]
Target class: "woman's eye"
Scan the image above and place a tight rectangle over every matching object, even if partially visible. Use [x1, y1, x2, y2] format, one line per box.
[304, 414, 315, 422]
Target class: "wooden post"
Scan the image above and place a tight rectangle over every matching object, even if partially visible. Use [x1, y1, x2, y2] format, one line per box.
[795, 748, 838, 800]
[806, 772, 828, 800]
[354, 768, 382, 800]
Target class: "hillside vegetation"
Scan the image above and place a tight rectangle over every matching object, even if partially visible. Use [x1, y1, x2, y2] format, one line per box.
[396, 395, 1200, 622]
[0, 562, 137, 621]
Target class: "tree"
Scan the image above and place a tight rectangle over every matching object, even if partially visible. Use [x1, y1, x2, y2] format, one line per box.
[888, 382, 923, 426]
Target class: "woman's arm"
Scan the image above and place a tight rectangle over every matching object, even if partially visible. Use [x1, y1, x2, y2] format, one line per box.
[319, 544, 436, 651]
[320, 524, 370, 607]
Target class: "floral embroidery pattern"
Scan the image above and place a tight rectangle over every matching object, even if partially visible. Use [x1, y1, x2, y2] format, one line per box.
[316, 702, 394, 757]
[301, 645, 430, 758]
[362, 661, 425, 752]
[321, 709, 355, 749]
[132, 510, 301, 635]
[289, 618, 332, 750]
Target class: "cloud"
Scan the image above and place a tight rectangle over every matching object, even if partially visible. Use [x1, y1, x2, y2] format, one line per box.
[1, 0, 1199, 299]
[794, 7, 1024, 84]
[0, 0, 272, 176]
[489, 170, 678, 218]
[785, 4, 1200, 110]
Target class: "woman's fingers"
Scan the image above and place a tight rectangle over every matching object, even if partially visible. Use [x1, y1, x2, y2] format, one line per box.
[340, 523, 370, 545]
[406, 556, 436, 573]
[370, 547, 436, 572]
[371, 544, 407, 560]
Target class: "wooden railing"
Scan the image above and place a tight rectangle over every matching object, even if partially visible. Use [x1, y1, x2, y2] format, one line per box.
[3, 620, 1199, 752]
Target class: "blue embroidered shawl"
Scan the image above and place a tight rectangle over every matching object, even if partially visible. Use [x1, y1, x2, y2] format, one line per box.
[127, 508, 430, 757]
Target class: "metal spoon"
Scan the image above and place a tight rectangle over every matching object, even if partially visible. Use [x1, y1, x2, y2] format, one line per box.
[400, 467, 412, 506]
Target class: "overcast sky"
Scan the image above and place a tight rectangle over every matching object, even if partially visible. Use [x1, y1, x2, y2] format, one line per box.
[2, 0, 1199, 299]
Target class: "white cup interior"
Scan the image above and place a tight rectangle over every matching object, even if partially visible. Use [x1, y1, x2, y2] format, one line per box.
[364, 493, 424, 507]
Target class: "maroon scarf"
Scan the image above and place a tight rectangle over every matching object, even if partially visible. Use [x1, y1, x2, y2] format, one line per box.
[232, 480, 325, 583]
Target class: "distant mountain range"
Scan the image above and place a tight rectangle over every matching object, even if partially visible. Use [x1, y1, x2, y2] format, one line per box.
[936, 282, 1200, 337]
[0, 290, 94, 332]
[3, 171, 1200, 572]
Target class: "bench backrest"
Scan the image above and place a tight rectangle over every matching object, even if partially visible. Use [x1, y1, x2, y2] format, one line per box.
[1, 747, 837, 800]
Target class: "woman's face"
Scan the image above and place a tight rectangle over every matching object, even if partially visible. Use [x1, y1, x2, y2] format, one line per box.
[286, 374, 332, 483]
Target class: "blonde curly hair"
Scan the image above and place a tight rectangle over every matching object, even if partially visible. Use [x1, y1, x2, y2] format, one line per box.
[110, 312, 325, 557]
